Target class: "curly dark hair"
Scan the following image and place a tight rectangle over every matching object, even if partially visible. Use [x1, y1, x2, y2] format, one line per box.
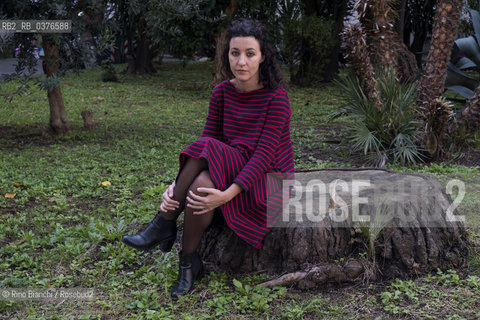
[219, 19, 287, 90]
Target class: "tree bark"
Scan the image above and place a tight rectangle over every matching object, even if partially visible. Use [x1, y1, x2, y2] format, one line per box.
[417, 0, 463, 157]
[211, 0, 237, 86]
[81, 110, 94, 131]
[197, 169, 469, 288]
[343, 24, 382, 112]
[456, 83, 480, 135]
[357, 0, 418, 80]
[126, 17, 156, 75]
[417, 0, 463, 110]
[43, 41, 69, 135]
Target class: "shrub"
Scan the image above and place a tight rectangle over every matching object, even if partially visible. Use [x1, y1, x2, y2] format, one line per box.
[332, 70, 424, 166]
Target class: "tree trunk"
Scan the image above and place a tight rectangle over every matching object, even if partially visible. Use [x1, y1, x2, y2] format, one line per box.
[322, 1, 348, 82]
[211, 0, 237, 86]
[417, 0, 463, 109]
[343, 24, 382, 112]
[211, 29, 228, 86]
[126, 18, 156, 75]
[417, 0, 463, 157]
[357, 0, 418, 80]
[81, 110, 94, 131]
[42, 41, 69, 135]
[197, 169, 469, 288]
[456, 83, 480, 135]
[126, 38, 156, 74]
[396, 0, 406, 39]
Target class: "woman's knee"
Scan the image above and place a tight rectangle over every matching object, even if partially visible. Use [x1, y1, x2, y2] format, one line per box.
[190, 170, 214, 194]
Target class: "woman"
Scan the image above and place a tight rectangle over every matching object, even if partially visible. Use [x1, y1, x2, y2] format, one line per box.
[122, 18, 294, 298]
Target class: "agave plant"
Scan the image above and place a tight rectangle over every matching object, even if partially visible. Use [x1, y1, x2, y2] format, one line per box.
[333, 70, 424, 166]
[446, 7, 480, 99]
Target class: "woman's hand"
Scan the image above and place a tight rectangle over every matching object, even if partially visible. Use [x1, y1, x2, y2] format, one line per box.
[159, 181, 180, 213]
[186, 187, 230, 215]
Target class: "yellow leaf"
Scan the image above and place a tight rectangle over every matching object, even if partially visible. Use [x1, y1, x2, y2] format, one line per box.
[101, 181, 111, 186]
[4, 193, 16, 199]
[13, 182, 27, 188]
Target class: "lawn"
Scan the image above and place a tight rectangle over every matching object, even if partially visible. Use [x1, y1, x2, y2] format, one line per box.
[1, 61, 479, 319]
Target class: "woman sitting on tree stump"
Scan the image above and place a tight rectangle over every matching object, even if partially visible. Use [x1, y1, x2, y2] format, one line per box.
[121, 18, 294, 298]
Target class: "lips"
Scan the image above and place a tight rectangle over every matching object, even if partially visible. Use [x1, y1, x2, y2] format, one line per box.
[237, 70, 247, 73]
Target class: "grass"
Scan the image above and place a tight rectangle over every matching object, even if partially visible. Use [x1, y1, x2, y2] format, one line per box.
[0, 61, 479, 319]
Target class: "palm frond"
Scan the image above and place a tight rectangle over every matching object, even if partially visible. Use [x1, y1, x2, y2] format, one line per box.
[334, 70, 422, 165]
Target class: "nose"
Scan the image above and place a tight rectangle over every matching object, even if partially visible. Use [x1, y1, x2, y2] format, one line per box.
[238, 53, 246, 66]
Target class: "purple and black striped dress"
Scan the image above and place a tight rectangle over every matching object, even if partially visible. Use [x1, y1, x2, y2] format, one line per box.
[179, 80, 294, 249]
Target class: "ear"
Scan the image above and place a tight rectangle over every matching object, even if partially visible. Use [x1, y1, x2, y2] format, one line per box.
[260, 54, 265, 63]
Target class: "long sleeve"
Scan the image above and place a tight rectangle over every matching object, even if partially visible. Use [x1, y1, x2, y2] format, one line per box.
[178, 81, 294, 249]
[233, 91, 291, 192]
[201, 93, 223, 140]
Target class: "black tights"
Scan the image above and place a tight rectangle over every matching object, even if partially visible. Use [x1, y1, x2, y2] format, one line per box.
[160, 157, 215, 254]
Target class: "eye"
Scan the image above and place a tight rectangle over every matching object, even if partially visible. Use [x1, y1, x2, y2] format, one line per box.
[247, 52, 255, 57]
[230, 51, 239, 56]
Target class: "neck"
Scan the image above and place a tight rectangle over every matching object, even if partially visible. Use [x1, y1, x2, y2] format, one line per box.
[231, 79, 263, 92]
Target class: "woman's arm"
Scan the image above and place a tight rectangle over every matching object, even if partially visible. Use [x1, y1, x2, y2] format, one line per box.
[201, 90, 223, 140]
[233, 91, 291, 192]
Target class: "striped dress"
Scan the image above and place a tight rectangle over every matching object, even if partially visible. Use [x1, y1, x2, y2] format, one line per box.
[179, 80, 294, 249]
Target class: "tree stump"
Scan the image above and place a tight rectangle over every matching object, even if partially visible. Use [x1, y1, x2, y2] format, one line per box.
[81, 110, 94, 131]
[197, 169, 469, 288]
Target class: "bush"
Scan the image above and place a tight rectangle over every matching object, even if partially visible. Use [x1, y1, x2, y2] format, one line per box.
[332, 70, 424, 166]
[280, 12, 336, 85]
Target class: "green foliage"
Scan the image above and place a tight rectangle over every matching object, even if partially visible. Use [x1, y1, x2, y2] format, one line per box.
[333, 71, 424, 166]
[145, 0, 221, 59]
[446, 7, 480, 99]
[281, 297, 325, 319]
[279, 1, 338, 84]
[0, 62, 479, 318]
[381, 270, 480, 318]
[205, 278, 286, 316]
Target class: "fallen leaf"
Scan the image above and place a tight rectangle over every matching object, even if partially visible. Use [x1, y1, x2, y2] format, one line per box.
[101, 181, 111, 186]
[9, 239, 25, 246]
[97, 96, 104, 101]
[48, 196, 61, 203]
[4, 193, 16, 199]
[13, 182, 27, 188]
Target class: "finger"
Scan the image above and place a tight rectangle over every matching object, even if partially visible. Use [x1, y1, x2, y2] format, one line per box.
[161, 202, 174, 211]
[196, 187, 216, 194]
[162, 193, 169, 202]
[188, 190, 208, 202]
[168, 184, 175, 198]
[163, 200, 178, 208]
[193, 207, 214, 215]
[165, 204, 179, 211]
[165, 198, 180, 207]
[186, 196, 203, 206]
[186, 202, 204, 210]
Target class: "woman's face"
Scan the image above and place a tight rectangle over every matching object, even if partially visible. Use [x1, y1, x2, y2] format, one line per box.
[228, 36, 264, 89]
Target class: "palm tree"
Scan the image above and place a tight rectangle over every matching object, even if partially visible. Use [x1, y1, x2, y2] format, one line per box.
[456, 81, 480, 135]
[416, 0, 463, 157]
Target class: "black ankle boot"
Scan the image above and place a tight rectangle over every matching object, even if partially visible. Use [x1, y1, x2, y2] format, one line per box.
[171, 251, 204, 299]
[121, 213, 177, 252]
